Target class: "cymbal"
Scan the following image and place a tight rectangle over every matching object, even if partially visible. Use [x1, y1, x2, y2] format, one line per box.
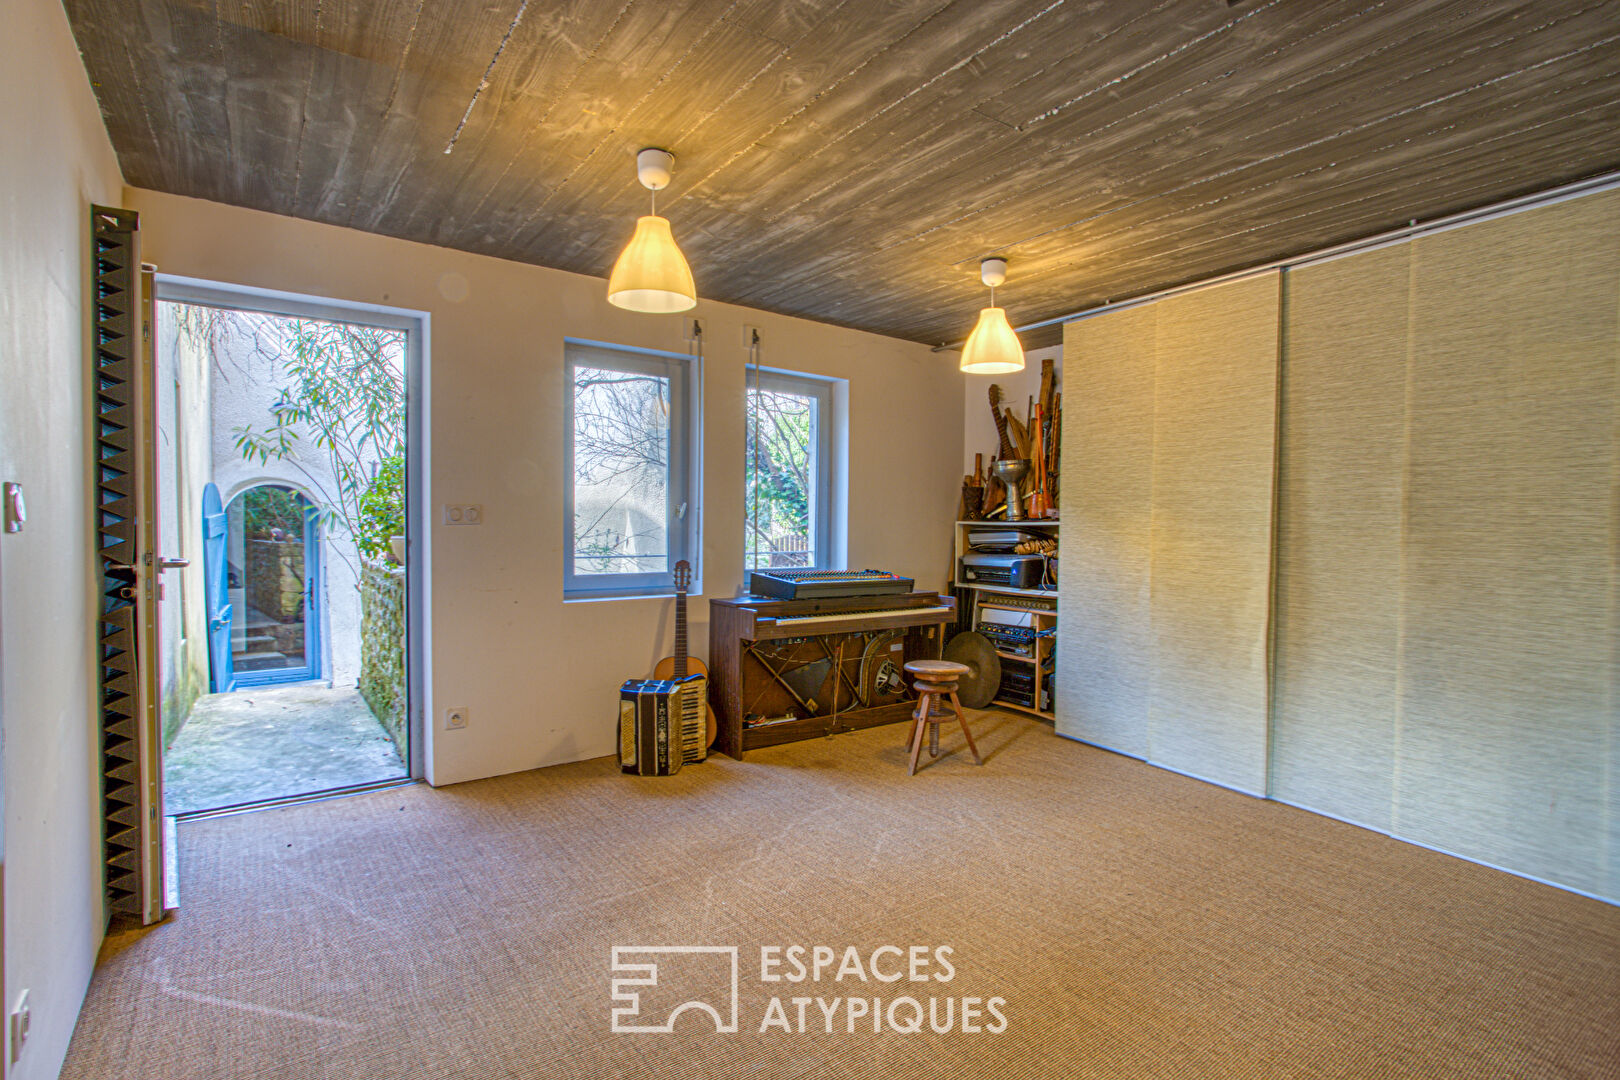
[943, 631, 1001, 709]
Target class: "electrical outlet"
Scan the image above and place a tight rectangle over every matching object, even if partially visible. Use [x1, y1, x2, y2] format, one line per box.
[9, 989, 30, 1064]
[445, 707, 469, 730]
[684, 317, 706, 342]
[443, 504, 482, 526]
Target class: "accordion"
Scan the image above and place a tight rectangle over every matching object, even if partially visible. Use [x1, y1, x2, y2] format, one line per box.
[618, 674, 709, 776]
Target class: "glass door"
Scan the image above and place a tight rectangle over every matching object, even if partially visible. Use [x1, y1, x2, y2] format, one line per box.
[225, 484, 321, 685]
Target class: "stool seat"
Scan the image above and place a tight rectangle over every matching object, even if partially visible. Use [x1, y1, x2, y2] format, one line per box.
[906, 659, 971, 680]
[902, 660, 981, 775]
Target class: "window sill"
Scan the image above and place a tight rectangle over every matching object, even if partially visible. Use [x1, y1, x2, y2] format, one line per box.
[563, 589, 704, 604]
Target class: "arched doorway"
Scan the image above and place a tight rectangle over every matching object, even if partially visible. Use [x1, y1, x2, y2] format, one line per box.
[217, 483, 322, 687]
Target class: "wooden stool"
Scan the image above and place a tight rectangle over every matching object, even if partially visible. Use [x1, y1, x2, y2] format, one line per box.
[903, 660, 982, 776]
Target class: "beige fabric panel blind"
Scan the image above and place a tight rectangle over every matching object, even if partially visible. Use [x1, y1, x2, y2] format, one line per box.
[1056, 304, 1156, 757]
[1269, 246, 1411, 829]
[1057, 274, 1281, 786]
[1147, 273, 1281, 794]
[1396, 190, 1619, 899]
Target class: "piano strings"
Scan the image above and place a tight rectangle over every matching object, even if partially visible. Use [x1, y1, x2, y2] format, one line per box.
[708, 589, 957, 758]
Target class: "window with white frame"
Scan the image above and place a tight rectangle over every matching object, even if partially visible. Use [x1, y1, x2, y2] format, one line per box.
[565, 340, 694, 596]
[745, 369, 833, 571]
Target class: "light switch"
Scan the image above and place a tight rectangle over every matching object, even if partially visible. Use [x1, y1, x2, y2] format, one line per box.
[3, 482, 24, 533]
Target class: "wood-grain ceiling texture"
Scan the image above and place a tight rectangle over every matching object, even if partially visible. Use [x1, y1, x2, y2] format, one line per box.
[64, 0, 1620, 347]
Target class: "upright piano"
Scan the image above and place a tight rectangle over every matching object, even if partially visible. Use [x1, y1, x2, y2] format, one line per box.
[708, 588, 956, 758]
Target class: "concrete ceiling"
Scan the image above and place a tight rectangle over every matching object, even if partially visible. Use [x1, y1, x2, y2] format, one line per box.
[64, 0, 1620, 347]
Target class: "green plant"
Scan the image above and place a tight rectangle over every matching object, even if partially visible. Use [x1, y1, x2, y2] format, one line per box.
[356, 456, 405, 560]
[241, 486, 306, 540]
[192, 308, 406, 574]
[745, 388, 814, 567]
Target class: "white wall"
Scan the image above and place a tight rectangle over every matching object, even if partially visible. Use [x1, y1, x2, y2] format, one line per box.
[127, 189, 964, 786]
[961, 344, 1062, 478]
[202, 311, 376, 688]
[0, 2, 125, 1078]
[154, 303, 213, 740]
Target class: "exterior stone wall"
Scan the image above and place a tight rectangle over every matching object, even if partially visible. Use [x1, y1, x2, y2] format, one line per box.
[359, 557, 406, 758]
[246, 538, 304, 619]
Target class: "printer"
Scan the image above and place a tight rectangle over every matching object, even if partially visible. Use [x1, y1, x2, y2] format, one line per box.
[960, 551, 1047, 590]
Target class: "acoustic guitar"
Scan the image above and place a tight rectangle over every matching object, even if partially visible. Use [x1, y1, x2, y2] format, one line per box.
[652, 559, 718, 747]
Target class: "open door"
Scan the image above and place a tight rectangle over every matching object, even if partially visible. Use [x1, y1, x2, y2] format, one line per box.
[92, 207, 183, 923]
[202, 482, 232, 692]
[222, 485, 322, 686]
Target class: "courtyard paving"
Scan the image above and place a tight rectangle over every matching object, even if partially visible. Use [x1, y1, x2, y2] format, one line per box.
[164, 684, 406, 814]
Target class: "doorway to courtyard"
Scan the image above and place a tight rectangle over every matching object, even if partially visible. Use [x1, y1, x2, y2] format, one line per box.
[154, 282, 424, 815]
[213, 482, 322, 687]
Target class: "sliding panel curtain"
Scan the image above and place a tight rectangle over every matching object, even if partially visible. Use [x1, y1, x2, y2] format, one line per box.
[1057, 305, 1156, 757]
[1269, 245, 1411, 829]
[1272, 189, 1618, 900]
[1057, 187, 1617, 899]
[1057, 273, 1281, 793]
[1147, 274, 1281, 794]
[1395, 191, 1619, 898]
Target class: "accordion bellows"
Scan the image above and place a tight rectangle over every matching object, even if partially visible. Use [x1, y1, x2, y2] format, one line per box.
[619, 675, 708, 776]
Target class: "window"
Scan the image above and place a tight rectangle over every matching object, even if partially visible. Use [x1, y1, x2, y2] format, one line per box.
[745, 369, 833, 571]
[565, 340, 695, 597]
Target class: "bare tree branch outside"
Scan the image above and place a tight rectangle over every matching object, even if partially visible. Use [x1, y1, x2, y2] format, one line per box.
[571, 365, 671, 574]
[179, 306, 407, 577]
[746, 387, 816, 569]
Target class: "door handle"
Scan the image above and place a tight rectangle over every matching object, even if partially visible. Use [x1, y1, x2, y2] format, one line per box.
[159, 556, 190, 570]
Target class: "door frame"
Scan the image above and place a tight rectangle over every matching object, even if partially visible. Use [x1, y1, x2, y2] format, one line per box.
[226, 486, 323, 688]
[155, 276, 430, 781]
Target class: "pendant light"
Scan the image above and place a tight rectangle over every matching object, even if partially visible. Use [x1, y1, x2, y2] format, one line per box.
[608, 148, 697, 313]
[959, 257, 1025, 374]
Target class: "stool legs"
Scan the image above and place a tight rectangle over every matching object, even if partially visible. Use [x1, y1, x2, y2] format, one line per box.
[906, 685, 981, 775]
[907, 691, 932, 776]
[949, 691, 982, 766]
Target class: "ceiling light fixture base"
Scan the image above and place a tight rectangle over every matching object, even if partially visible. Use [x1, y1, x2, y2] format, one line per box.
[980, 257, 1008, 288]
[636, 148, 675, 191]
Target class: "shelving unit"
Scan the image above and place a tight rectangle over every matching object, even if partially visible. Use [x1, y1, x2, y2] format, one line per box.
[952, 519, 1058, 720]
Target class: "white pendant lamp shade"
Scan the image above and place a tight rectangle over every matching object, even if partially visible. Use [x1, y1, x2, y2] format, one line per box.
[960, 258, 1025, 373]
[959, 306, 1025, 373]
[608, 148, 697, 313]
[607, 215, 696, 313]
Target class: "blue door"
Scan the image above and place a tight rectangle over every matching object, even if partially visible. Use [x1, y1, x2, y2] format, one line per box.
[202, 482, 234, 692]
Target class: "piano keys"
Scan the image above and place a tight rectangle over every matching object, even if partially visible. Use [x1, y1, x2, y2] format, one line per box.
[708, 591, 956, 758]
[767, 604, 955, 632]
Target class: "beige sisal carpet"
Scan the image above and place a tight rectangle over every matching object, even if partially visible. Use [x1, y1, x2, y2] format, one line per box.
[62, 713, 1619, 1079]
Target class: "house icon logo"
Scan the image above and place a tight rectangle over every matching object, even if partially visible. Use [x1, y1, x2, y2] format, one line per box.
[610, 946, 740, 1033]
